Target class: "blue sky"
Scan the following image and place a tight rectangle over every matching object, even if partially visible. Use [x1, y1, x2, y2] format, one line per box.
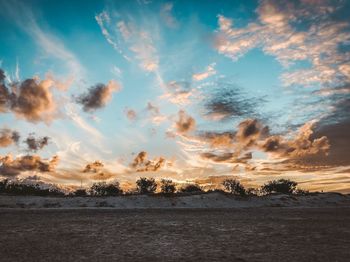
[0, 0, 350, 192]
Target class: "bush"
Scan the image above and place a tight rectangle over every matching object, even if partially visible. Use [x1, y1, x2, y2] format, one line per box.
[261, 179, 298, 194]
[0, 179, 64, 196]
[180, 184, 203, 193]
[0, 179, 9, 193]
[136, 177, 157, 194]
[74, 189, 87, 196]
[90, 182, 122, 196]
[222, 179, 246, 196]
[246, 187, 259, 196]
[160, 179, 176, 194]
[295, 188, 309, 195]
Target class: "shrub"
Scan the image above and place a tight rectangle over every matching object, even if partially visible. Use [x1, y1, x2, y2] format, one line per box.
[261, 179, 298, 194]
[246, 187, 259, 196]
[136, 177, 157, 194]
[74, 189, 87, 196]
[90, 182, 122, 196]
[160, 179, 176, 194]
[0, 179, 64, 196]
[295, 188, 309, 195]
[222, 179, 246, 196]
[0, 179, 9, 193]
[180, 184, 203, 193]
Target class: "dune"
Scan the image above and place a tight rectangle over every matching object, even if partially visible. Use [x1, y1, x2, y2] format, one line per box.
[0, 192, 349, 209]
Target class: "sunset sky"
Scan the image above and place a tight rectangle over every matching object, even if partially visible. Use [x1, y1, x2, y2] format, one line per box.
[0, 0, 349, 192]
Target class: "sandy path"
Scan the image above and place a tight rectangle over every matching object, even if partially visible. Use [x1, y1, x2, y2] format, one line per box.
[0, 208, 349, 261]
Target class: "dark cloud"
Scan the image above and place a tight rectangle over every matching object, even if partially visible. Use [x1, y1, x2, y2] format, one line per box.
[258, 121, 330, 170]
[197, 118, 330, 170]
[0, 69, 9, 113]
[201, 152, 252, 163]
[296, 119, 350, 167]
[76, 80, 121, 112]
[236, 119, 269, 150]
[0, 128, 20, 147]
[24, 134, 50, 152]
[175, 110, 196, 134]
[131, 151, 166, 172]
[204, 82, 264, 121]
[0, 155, 59, 177]
[0, 69, 5, 82]
[198, 131, 235, 148]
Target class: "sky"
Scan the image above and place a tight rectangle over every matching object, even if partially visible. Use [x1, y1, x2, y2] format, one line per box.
[0, 0, 349, 192]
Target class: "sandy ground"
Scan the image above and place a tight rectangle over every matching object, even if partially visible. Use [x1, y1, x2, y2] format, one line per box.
[0, 208, 349, 262]
[1, 192, 350, 209]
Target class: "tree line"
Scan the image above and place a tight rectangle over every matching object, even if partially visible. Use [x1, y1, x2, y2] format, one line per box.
[0, 177, 308, 197]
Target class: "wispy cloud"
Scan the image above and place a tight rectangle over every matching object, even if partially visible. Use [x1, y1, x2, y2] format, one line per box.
[192, 63, 216, 82]
[160, 2, 179, 28]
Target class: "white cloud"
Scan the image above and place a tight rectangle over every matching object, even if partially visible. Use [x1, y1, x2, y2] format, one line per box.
[160, 2, 179, 28]
[214, 0, 350, 88]
[192, 63, 216, 81]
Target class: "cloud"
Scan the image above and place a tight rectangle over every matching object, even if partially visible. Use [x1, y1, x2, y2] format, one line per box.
[24, 134, 50, 152]
[192, 64, 216, 81]
[0, 155, 59, 177]
[214, 0, 350, 90]
[313, 85, 350, 96]
[200, 152, 252, 164]
[147, 102, 160, 115]
[0, 128, 20, 148]
[146, 102, 167, 125]
[80, 160, 117, 181]
[160, 2, 179, 28]
[0, 71, 63, 123]
[117, 19, 159, 72]
[96, 8, 162, 73]
[95, 12, 129, 60]
[83, 161, 104, 173]
[130, 151, 166, 172]
[259, 121, 330, 159]
[76, 80, 121, 112]
[199, 131, 235, 148]
[125, 108, 137, 121]
[236, 119, 269, 148]
[161, 81, 197, 105]
[204, 81, 263, 121]
[181, 118, 330, 171]
[175, 110, 196, 134]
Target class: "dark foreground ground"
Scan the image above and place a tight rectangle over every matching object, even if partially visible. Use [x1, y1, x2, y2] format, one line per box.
[0, 208, 349, 262]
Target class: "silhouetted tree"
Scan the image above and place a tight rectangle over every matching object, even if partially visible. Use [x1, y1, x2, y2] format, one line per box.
[180, 184, 203, 193]
[261, 179, 298, 194]
[90, 182, 122, 196]
[160, 179, 176, 194]
[222, 179, 246, 196]
[136, 177, 157, 194]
